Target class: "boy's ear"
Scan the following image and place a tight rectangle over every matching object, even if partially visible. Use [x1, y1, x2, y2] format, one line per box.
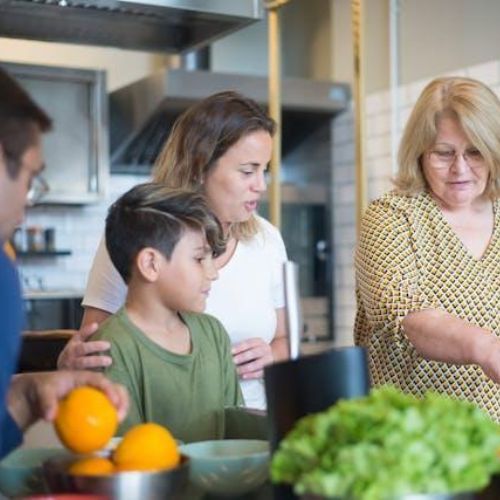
[135, 247, 162, 282]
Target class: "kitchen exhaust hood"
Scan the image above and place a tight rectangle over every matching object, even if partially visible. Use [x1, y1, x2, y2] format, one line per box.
[0, 0, 262, 53]
[110, 68, 350, 174]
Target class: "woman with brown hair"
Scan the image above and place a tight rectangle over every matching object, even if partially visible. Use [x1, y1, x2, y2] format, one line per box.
[58, 91, 289, 410]
[355, 76, 500, 419]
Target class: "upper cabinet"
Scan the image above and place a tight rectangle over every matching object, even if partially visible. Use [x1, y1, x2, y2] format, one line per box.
[1, 62, 108, 204]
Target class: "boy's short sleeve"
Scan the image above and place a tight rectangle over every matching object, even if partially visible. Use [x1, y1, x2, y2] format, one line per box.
[91, 329, 143, 435]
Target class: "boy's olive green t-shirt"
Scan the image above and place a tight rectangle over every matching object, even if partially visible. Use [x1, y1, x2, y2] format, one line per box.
[92, 308, 243, 443]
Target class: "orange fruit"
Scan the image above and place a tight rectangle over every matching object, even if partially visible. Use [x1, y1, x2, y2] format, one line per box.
[113, 423, 180, 472]
[55, 386, 118, 454]
[68, 456, 115, 476]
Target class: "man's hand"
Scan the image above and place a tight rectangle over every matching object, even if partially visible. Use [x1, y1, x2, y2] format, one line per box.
[57, 322, 112, 370]
[232, 338, 274, 380]
[7, 370, 129, 431]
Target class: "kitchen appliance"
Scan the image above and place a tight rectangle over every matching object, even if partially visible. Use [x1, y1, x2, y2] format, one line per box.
[0, 61, 108, 204]
[109, 68, 349, 173]
[262, 191, 331, 341]
[0, 0, 262, 53]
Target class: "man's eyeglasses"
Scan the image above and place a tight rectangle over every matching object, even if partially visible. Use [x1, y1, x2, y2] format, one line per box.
[27, 174, 50, 205]
[427, 147, 485, 170]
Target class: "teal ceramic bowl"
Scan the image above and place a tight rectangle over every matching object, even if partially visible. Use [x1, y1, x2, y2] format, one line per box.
[0, 447, 70, 498]
[179, 439, 270, 497]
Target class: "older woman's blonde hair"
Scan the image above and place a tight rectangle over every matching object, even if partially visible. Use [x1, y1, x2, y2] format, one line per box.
[152, 91, 275, 240]
[395, 76, 500, 199]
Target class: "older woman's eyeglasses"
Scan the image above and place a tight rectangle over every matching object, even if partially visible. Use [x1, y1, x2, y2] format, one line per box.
[427, 147, 485, 170]
[27, 173, 50, 205]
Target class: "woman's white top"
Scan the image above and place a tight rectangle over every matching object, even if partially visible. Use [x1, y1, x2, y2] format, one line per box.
[82, 215, 287, 410]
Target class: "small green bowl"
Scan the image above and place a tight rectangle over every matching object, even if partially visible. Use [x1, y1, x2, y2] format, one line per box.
[0, 447, 70, 498]
[180, 439, 270, 497]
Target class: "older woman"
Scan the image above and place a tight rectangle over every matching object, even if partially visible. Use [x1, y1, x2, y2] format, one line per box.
[355, 77, 499, 420]
[58, 91, 289, 410]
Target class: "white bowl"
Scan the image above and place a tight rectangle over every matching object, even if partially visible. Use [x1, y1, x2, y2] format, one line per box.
[180, 439, 270, 497]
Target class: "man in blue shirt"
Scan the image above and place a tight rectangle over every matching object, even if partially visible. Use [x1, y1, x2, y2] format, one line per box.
[0, 67, 128, 458]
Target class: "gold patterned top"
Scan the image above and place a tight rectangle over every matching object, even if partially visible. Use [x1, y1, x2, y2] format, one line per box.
[355, 190, 500, 420]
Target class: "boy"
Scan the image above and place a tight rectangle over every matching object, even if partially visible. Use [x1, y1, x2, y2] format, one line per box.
[92, 183, 243, 443]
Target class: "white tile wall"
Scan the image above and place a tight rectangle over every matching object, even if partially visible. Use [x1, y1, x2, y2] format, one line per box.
[331, 59, 500, 347]
[465, 61, 499, 85]
[18, 174, 148, 292]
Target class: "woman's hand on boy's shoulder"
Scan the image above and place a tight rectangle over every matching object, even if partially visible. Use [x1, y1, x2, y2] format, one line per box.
[232, 338, 273, 380]
[57, 322, 112, 370]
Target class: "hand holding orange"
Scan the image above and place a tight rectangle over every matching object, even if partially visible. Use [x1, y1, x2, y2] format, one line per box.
[55, 386, 118, 454]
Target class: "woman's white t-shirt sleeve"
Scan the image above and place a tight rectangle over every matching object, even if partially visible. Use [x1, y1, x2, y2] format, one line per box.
[82, 236, 127, 313]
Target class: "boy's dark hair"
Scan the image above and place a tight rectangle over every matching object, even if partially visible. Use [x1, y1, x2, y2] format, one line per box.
[0, 67, 52, 179]
[106, 183, 226, 283]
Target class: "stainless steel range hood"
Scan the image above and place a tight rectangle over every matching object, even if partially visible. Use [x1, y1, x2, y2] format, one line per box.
[110, 68, 350, 174]
[0, 0, 262, 53]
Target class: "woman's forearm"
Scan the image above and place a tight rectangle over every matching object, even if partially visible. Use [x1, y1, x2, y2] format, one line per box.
[270, 308, 289, 362]
[270, 336, 289, 362]
[403, 309, 498, 374]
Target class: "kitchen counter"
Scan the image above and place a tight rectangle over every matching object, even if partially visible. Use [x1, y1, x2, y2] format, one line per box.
[23, 288, 84, 300]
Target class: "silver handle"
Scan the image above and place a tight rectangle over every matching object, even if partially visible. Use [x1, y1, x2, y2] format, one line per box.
[316, 239, 329, 261]
[283, 261, 302, 360]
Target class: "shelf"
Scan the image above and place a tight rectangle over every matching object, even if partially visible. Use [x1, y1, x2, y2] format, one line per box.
[16, 250, 72, 257]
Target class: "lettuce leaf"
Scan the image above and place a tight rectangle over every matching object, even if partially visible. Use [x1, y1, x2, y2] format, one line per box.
[271, 386, 500, 499]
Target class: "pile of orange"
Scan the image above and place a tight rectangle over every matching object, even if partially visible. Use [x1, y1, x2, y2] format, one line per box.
[55, 386, 180, 476]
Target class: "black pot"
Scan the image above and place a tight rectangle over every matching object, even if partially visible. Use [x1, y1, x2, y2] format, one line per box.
[264, 346, 370, 500]
[476, 474, 500, 499]
[264, 346, 370, 451]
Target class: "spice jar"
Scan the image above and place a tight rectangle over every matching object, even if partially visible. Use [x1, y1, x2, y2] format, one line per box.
[44, 227, 56, 252]
[26, 226, 44, 252]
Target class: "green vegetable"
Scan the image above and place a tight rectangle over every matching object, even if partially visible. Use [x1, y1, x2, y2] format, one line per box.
[271, 386, 500, 499]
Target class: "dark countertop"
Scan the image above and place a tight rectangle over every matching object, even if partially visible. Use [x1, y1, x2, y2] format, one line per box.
[23, 288, 84, 300]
